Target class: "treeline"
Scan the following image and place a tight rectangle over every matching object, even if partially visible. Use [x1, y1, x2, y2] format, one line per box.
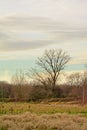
[0, 49, 87, 104]
[0, 71, 87, 104]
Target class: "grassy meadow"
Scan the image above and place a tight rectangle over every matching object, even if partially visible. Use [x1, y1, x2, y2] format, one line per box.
[0, 102, 87, 130]
[0, 102, 87, 115]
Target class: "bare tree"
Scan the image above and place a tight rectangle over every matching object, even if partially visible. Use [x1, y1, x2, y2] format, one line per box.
[67, 72, 83, 87]
[28, 49, 70, 92]
[11, 70, 26, 86]
[11, 70, 27, 101]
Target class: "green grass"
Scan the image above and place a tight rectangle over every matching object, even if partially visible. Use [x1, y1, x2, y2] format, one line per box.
[0, 102, 87, 117]
[0, 127, 7, 130]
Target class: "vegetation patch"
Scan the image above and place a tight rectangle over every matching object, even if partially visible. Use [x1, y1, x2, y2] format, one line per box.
[0, 112, 87, 130]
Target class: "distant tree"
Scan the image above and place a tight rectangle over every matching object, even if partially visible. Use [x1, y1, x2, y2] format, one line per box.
[11, 70, 27, 101]
[67, 72, 83, 87]
[0, 81, 12, 102]
[82, 66, 87, 105]
[11, 70, 26, 86]
[27, 49, 70, 93]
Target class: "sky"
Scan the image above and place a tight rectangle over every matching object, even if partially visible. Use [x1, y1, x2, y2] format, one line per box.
[0, 0, 87, 82]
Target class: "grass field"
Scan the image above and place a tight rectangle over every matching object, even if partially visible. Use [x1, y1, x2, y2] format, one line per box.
[0, 102, 87, 130]
[0, 102, 87, 116]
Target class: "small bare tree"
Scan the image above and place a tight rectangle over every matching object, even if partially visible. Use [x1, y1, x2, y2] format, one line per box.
[11, 70, 26, 86]
[11, 70, 27, 101]
[67, 72, 83, 87]
[28, 49, 70, 92]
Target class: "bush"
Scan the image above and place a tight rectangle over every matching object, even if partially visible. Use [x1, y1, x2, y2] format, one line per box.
[28, 85, 48, 101]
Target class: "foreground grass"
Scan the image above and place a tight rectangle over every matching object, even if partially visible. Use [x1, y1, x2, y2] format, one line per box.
[0, 112, 87, 130]
[0, 102, 87, 130]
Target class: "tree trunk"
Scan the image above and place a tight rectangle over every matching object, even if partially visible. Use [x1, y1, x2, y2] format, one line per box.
[82, 85, 85, 105]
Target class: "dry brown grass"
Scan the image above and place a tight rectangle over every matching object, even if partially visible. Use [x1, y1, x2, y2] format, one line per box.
[0, 112, 87, 130]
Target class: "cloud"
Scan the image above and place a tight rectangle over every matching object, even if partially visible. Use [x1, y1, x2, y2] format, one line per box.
[0, 31, 9, 40]
[69, 57, 87, 65]
[0, 15, 87, 52]
[0, 40, 53, 51]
